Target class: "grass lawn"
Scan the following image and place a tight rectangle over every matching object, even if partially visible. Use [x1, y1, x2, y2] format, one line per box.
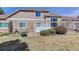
[0, 34, 79, 51]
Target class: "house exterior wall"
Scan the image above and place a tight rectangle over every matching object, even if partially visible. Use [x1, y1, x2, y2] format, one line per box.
[7, 12, 51, 32]
[57, 18, 62, 26]
[45, 17, 51, 23]
[0, 29, 9, 33]
[6, 11, 62, 33]
[10, 20, 28, 32]
[7, 18, 45, 32]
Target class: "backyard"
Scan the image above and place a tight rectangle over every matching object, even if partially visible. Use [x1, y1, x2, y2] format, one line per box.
[0, 33, 79, 51]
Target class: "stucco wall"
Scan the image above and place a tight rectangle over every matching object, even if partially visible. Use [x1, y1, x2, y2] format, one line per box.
[9, 20, 44, 32]
[8, 12, 49, 19]
[0, 29, 9, 33]
[11, 20, 28, 32]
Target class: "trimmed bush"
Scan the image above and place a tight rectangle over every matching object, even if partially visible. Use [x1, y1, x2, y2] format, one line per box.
[54, 26, 67, 34]
[48, 29, 56, 35]
[40, 30, 50, 36]
[20, 32, 27, 37]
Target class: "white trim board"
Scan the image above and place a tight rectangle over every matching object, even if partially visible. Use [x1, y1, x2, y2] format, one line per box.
[7, 18, 44, 20]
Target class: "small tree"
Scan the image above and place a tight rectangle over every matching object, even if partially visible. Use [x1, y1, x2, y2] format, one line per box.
[0, 8, 4, 14]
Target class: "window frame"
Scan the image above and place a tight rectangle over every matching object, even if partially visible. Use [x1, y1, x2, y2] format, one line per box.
[51, 23, 58, 27]
[0, 21, 9, 29]
[36, 22, 41, 27]
[35, 11, 41, 17]
[18, 20, 27, 29]
[51, 17, 58, 22]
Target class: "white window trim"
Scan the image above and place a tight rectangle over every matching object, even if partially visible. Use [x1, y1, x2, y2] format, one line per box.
[0, 28, 8, 29]
[18, 20, 27, 29]
[0, 21, 9, 29]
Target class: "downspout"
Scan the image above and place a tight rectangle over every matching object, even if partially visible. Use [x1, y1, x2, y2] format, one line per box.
[9, 21, 13, 33]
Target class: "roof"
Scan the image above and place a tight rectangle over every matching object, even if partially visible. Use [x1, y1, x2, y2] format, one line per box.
[0, 15, 6, 20]
[7, 9, 49, 18]
[44, 13, 61, 18]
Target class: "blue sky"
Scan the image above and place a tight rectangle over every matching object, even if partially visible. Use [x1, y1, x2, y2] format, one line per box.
[2, 7, 79, 17]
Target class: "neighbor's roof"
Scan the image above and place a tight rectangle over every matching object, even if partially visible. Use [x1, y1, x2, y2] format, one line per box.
[7, 9, 49, 18]
[61, 16, 79, 21]
[44, 13, 61, 18]
[0, 15, 6, 20]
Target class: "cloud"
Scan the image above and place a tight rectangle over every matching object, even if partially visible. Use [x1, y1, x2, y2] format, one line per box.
[63, 8, 79, 17]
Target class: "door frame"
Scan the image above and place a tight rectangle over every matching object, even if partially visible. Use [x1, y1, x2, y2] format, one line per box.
[34, 21, 42, 32]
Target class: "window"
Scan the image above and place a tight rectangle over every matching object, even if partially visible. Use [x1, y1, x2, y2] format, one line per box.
[0, 22, 8, 29]
[51, 23, 58, 27]
[51, 17, 58, 22]
[35, 11, 41, 17]
[36, 23, 41, 27]
[19, 21, 27, 28]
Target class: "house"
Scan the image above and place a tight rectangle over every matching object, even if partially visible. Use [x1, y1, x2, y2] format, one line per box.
[0, 9, 62, 33]
[60, 16, 79, 30]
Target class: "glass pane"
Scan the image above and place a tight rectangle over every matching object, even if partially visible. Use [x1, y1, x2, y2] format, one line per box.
[0, 22, 8, 28]
[0, 23, 2, 28]
[51, 23, 57, 27]
[51, 17, 57, 22]
[35, 11, 41, 17]
[19, 23, 22, 27]
[36, 23, 41, 27]
[19, 22, 26, 28]
[2, 23, 8, 28]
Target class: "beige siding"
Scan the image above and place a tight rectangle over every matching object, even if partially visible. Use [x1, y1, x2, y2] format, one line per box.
[45, 17, 51, 23]
[57, 18, 62, 26]
[12, 20, 28, 32]
[11, 20, 44, 32]
[8, 12, 48, 19]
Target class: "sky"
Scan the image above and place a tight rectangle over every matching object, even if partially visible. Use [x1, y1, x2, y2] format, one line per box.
[2, 7, 79, 17]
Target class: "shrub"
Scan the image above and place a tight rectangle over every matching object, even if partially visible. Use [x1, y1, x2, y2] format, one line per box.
[54, 26, 67, 34]
[0, 33, 10, 36]
[20, 32, 27, 37]
[48, 29, 56, 35]
[40, 30, 50, 36]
